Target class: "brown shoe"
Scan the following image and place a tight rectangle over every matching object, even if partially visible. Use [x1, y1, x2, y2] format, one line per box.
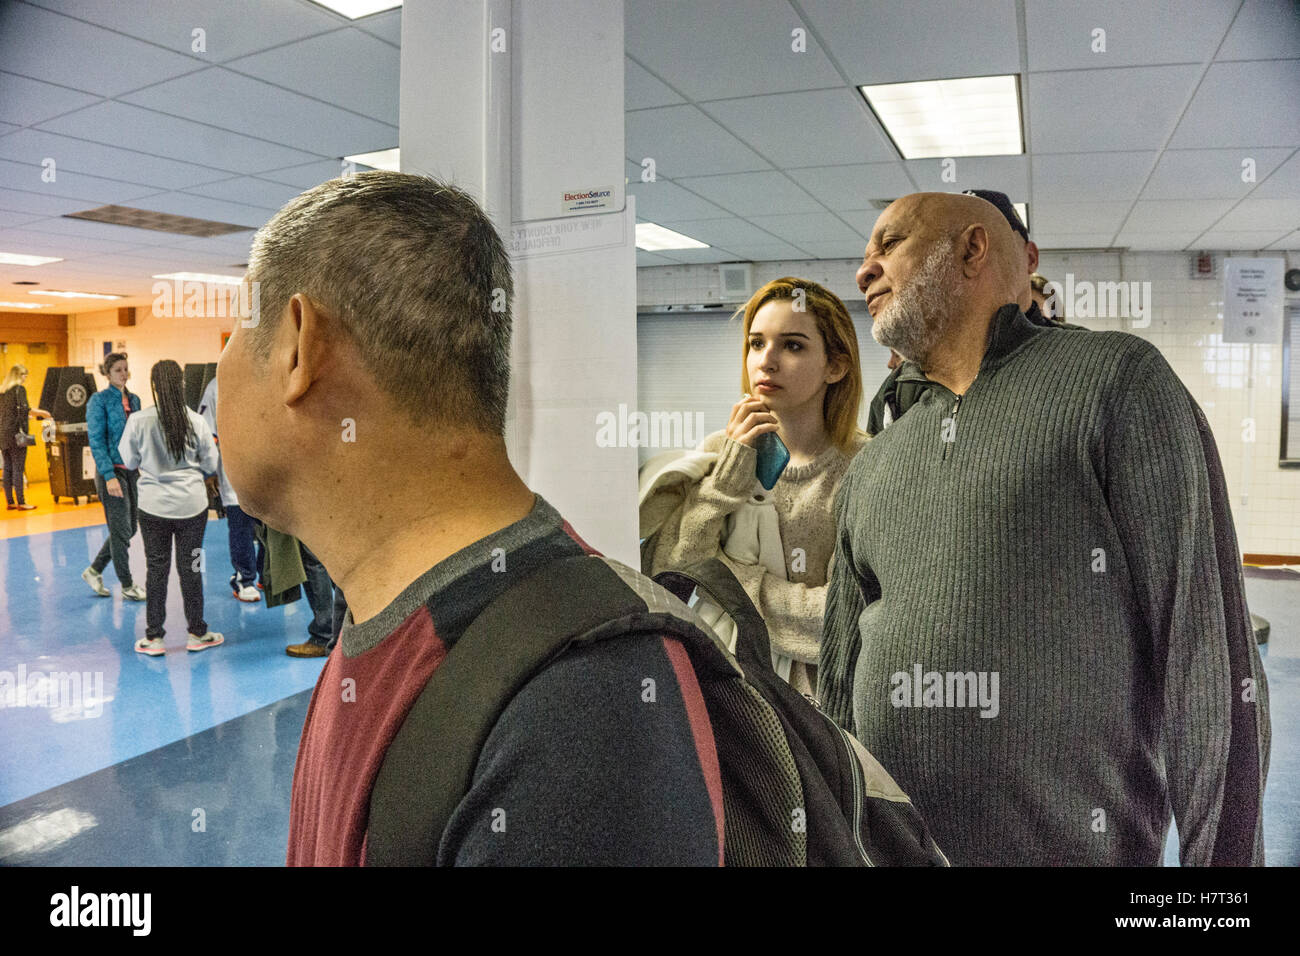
[286, 641, 329, 658]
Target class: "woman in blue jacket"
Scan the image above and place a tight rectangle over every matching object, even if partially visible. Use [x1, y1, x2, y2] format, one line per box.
[82, 351, 145, 601]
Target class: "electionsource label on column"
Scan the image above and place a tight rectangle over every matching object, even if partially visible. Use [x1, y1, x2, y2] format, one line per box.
[561, 187, 613, 213]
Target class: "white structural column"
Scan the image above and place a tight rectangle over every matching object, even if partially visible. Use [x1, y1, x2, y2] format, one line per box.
[400, 0, 639, 564]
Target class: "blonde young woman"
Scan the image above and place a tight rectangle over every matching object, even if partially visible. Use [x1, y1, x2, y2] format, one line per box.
[641, 277, 867, 695]
[0, 364, 52, 510]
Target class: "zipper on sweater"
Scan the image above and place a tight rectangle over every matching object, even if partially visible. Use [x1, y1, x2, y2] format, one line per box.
[942, 395, 962, 462]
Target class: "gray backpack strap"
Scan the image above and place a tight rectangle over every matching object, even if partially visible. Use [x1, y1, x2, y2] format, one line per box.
[363, 553, 714, 866]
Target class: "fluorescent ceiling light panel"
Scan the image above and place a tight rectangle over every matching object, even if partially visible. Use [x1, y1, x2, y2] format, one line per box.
[0, 301, 45, 309]
[860, 75, 1023, 159]
[344, 148, 400, 171]
[28, 290, 122, 300]
[0, 253, 63, 266]
[309, 0, 401, 18]
[635, 223, 709, 251]
[153, 272, 244, 285]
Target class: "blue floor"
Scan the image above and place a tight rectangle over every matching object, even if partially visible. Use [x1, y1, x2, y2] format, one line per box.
[1, 522, 1298, 865]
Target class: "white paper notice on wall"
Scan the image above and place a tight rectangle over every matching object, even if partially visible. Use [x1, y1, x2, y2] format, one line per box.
[83, 446, 96, 480]
[1223, 257, 1284, 344]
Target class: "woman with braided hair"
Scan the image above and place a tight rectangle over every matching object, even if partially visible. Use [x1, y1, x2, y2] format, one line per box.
[118, 360, 223, 655]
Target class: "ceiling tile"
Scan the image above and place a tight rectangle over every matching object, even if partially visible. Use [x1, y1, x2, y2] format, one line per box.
[0, 210, 42, 229]
[0, 2, 202, 97]
[625, 0, 844, 100]
[22, 0, 345, 63]
[353, 8, 402, 46]
[0, 227, 150, 256]
[1030, 201, 1131, 234]
[1025, 0, 1237, 71]
[803, 0, 1020, 84]
[904, 156, 1028, 197]
[636, 251, 677, 267]
[626, 59, 685, 110]
[0, 129, 234, 190]
[748, 211, 864, 243]
[10, 214, 183, 245]
[119, 192, 270, 229]
[1209, 198, 1300, 233]
[1031, 233, 1120, 249]
[796, 239, 871, 259]
[1123, 200, 1235, 232]
[1028, 65, 1201, 152]
[181, 177, 306, 211]
[1169, 61, 1300, 149]
[787, 164, 915, 208]
[1112, 230, 1203, 250]
[712, 240, 814, 261]
[1216, 0, 1300, 60]
[0, 158, 162, 204]
[0, 187, 102, 217]
[658, 217, 792, 249]
[627, 179, 729, 222]
[673, 171, 823, 215]
[830, 208, 884, 236]
[225, 30, 400, 126]
[1268, 230, 1300, 249]
[626, 105, 771, 178]
[654, 247, 746, 264]
[37, 101, 322, 174]
[1031, 151, 1157, 201]
[255, 159, 350, 189]
[1141, 148, 1293, 199]
[1193, 230, 1293, 250]
[0, 72, 102, 127]
[1251, 152, 1300, 199]
[702, 89, 896, 167]
[120, 68, 398, 156]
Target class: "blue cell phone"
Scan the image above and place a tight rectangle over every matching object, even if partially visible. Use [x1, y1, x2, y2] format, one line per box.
[755, 431, 790, 490]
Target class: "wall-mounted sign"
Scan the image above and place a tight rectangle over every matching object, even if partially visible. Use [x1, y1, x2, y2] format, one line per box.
[1223, 257, 1284, 344]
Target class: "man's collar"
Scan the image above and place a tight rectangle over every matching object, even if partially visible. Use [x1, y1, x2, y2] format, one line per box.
[893, 302, 1040, 386]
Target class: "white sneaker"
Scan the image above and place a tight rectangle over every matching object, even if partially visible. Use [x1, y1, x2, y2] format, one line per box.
[187, 631, 224, 652]
[122, 584, 147, 601]
[234, 584, 261, 603]
[81, 567, 109, 597]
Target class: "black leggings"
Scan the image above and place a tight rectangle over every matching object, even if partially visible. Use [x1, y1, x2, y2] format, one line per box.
[2, 445, 28, 505]
[138, 509, 209, 639]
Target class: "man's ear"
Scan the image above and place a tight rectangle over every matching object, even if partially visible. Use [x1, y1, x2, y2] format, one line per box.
[1025, 239, 1040, 274]
[283, 293, 327, 407]
[958, 224, 991, 278]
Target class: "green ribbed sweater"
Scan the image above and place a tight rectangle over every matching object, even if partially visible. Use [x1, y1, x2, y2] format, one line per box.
[820, 304, 1270, 866]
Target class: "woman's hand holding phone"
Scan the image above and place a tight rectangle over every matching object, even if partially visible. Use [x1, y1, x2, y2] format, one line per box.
[725, 394, 780, 448]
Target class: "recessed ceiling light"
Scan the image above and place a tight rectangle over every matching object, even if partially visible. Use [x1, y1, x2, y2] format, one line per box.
[0, 253, 63, 266]
[860, 75, 1023, 159]
[309, 0, 400, 17]
[344, 148, 400, 172]
[153, 272, 244, 285]
[0, 301, 45, 309]
[635, 223, 709, 251]
[28, 290, 122, 300]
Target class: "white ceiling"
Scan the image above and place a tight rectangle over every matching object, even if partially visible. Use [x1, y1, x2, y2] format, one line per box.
[0, 0, 1296, 304]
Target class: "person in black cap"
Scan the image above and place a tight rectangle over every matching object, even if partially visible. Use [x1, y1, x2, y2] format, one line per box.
[864, 188, 1078, 435]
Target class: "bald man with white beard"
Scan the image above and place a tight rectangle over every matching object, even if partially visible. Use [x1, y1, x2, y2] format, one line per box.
[820, 192, 1270, 866]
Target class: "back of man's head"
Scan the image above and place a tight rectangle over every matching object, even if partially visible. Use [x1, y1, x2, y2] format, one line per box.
[244, 171, 513, 434]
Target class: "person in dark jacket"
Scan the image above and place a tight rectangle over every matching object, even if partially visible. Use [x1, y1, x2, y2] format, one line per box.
[0, 364, 52, 510]
[82, 352, 145, 600]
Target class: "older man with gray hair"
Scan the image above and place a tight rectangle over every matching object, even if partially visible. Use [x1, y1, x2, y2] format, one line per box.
[820, 192, 1270, 865]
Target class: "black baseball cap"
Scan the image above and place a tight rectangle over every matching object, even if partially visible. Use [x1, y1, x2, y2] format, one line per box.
[962, 188, 1029, 242]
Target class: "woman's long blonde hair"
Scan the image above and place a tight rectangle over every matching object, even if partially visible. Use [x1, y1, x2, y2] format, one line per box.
[737, 278, 865, 453]
[0, 364, 28, 394]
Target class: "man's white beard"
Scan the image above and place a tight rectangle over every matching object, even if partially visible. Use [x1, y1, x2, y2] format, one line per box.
[871, 243, 962, 368]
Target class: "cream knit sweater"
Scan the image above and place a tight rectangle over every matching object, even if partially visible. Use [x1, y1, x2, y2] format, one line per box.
[643, 428, 867, 686]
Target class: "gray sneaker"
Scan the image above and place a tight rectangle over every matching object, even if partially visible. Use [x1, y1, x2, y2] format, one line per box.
[122, 584, 147, 601]
[81, 567, 109, 597]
